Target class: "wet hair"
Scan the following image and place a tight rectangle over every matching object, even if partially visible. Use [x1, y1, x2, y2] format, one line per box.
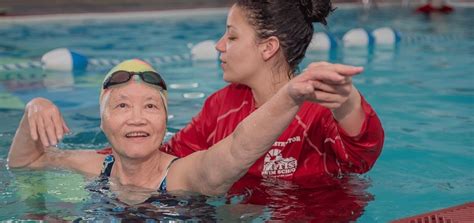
[236, 0, 334, 74]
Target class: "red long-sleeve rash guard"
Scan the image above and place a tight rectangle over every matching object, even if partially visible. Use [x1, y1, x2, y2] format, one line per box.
[161, 84, 384, 180]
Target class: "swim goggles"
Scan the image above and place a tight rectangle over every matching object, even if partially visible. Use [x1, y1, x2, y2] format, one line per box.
[102, 70, 167, 90]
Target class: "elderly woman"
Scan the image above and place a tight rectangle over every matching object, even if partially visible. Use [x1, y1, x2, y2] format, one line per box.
[8, 59, 361, 196]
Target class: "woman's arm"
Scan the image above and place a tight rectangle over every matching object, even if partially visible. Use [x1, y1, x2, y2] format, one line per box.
[169, 86, 299, 195]
[314, 95, 384, 174]
[331, 87, 365, 136]
[302, 62, 366, 136]
[8, 98, 68, 168]
[302, 62, 383, 173]
[161, 89, 223, 157]
[8, 98, 104, 176]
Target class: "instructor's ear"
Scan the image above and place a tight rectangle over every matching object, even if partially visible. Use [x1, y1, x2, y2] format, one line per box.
[259, 36, 281, 61]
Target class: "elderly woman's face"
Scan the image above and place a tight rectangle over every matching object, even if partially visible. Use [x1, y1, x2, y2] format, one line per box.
[101, 81, 166, 159]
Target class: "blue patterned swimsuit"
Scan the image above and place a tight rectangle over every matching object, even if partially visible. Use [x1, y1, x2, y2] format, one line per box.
[99, 154, 179, 192]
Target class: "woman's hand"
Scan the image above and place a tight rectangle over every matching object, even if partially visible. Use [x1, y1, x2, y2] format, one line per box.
[288, 61, 366, 135]
[25, 97, 70, 147]
[288, 62, 363, 110]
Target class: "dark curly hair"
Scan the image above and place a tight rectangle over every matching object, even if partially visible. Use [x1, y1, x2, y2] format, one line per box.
[236, 0, 334, 74]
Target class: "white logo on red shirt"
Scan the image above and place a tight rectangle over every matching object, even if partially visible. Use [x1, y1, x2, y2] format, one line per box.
[262, 148, 297, 177]
[272, 136, 301, 147]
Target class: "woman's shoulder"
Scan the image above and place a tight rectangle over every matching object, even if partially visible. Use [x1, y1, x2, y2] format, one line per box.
[96, 147, 112, 155]
[207, 84, 252, 102]
[216, 83, 251, 94]
[41, 148, 107, 177]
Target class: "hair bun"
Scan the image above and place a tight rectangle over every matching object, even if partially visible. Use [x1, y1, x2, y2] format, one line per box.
[298, 0, 334, 25]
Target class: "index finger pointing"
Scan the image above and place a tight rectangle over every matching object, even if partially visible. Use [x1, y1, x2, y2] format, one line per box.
[305, 69, 351, 85]
[330, 64, 364, 76]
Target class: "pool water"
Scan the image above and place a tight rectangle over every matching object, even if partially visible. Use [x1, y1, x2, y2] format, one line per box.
[0, 6, 473, 222]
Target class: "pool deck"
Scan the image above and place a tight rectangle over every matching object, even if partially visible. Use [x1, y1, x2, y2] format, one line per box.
[1, 0, 473, 17]
[0, 0, 362, 16]
[0, 0, 234, 16]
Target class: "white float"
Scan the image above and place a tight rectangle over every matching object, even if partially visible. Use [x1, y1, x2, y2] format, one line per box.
[343, 28, 375, 47]
[372, 27, 401, 46]
[190, 40, 218, 61]
[308, 32, 338, 51]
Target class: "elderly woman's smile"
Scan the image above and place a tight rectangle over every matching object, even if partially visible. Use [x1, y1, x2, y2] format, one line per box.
[125, 131, 150, 138]
[123, 130, 151, 143]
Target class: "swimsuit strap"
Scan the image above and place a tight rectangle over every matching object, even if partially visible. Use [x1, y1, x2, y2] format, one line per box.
[100, 154, 115, 178]
[158, 157, 180, 192]
[98, 154, 178, 192]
